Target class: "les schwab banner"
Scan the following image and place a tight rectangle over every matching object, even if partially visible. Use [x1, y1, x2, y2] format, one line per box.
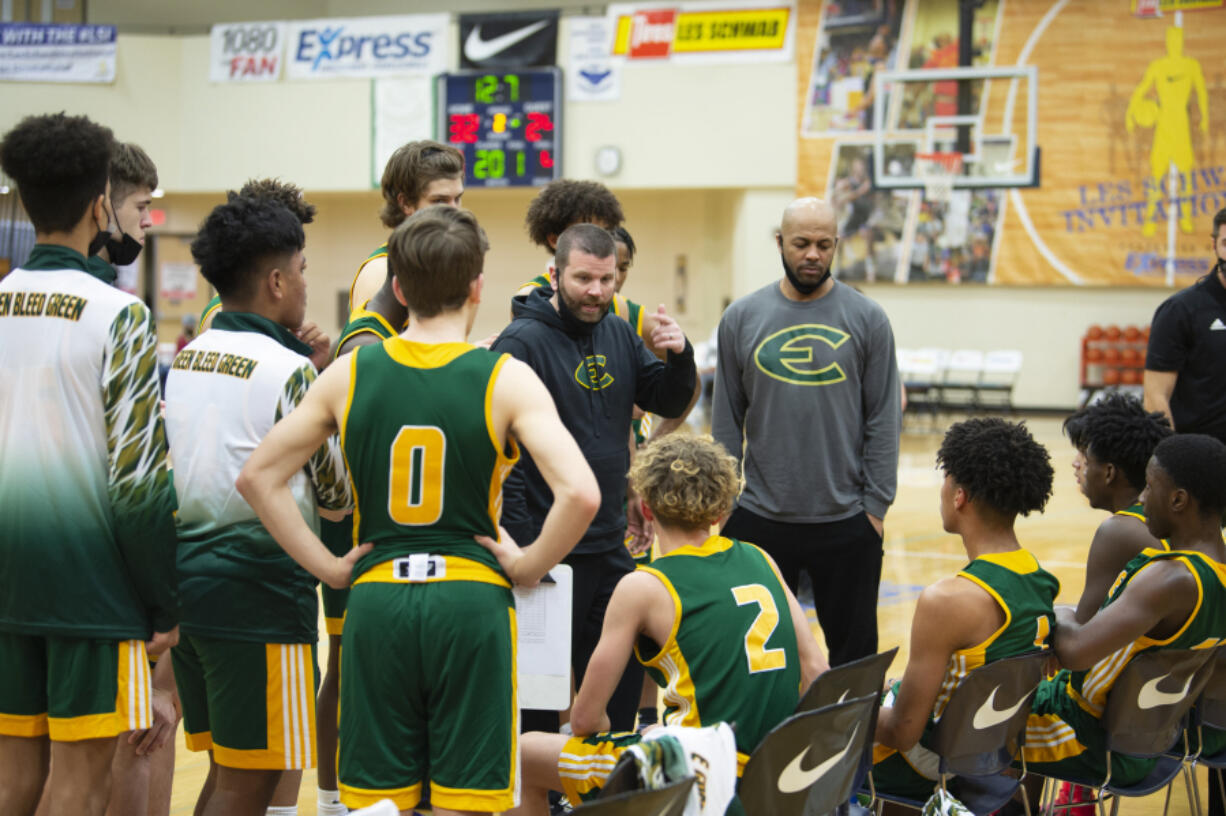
[607, 0, 795, 63]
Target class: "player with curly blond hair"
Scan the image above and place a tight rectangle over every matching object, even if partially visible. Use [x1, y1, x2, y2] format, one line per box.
[487, 434, 827, 815]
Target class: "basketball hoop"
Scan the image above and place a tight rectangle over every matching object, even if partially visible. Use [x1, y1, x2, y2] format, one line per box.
[915, 151, 964, 204]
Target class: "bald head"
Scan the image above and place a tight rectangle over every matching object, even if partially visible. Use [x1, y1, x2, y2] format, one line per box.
[781, 197, 837, 234]
[777, 197, 838, 297]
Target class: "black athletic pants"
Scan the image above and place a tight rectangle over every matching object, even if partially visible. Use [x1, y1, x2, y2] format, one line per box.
[722, 506, 884, 667]
[521, 546, 644, 733]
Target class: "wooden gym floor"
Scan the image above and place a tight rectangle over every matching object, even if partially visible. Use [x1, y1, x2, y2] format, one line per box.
[165, 415, 1210, 815]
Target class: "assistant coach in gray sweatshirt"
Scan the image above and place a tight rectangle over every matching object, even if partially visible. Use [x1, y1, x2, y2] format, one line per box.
[712, 197, 900, 667]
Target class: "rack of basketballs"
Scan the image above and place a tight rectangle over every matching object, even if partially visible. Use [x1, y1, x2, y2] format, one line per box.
[1080, 324, 1149, 389]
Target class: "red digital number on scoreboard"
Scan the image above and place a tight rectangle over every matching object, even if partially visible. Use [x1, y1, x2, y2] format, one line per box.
[448, 113, 480, 144]
[526, 112, 553, 143]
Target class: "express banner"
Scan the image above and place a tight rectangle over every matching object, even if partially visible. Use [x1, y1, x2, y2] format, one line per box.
[285, 14, 448, 80]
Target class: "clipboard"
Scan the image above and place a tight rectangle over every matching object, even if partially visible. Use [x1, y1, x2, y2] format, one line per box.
[513, 564, 573, 711]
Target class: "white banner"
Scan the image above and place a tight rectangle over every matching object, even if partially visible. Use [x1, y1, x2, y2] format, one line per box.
[160, 262, 198, 302]
[210, 22, 286, 83]
[285, 14, 448, 80]
[568, 17, 621, 102]
[0, 24, 116, 83]
[371, 76, 433, 187]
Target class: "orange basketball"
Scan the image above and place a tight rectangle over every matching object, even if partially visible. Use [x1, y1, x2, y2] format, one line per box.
[1084, 347, 1104, 363]
[1121, 348, 1140, 365]
[1123, 326, 1142, 342]
[1103, 347, 1121, 364]
[1104, 325, 1122, 342]
[1102, 368, 1121, 385]
[1120, 369, 1141, 386]
[1086, 325, 1104, 341]
[1141, 326, 1151, 340]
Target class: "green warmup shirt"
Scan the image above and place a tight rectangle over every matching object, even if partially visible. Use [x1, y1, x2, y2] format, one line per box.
[0, 244, 178, 639]
[165, 312, 351, 643]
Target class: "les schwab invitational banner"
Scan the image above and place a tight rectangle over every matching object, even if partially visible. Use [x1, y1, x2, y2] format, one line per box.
[795, 0, 1226, 286]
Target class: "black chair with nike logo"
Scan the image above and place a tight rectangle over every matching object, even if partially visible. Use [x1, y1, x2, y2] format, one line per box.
[1164, 646, 1226, 816]
[738, 692, 878, 816]
[1037, 647, 1217, 816]
[795, 647, 898, 811]
[570, 775, 695, 816]
[871, 650, 1048, 816]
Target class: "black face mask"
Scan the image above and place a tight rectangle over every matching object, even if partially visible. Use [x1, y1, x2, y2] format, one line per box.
[106, 232, 143, 266]
[87, 204, 112, 258]
[780, 251, 831, 295]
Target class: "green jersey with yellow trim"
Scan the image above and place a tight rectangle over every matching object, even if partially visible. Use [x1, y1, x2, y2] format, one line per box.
[931, 550, 1059, 721]
[200, 294, 222, 328]
[635, 536, 801, 757]
[342, 338, 520, 579]
[1066, 548, 1226, 718]
[1113, 502, 1170, 553]
[319, 306, 399, 563]
[347, 243, 388, 315]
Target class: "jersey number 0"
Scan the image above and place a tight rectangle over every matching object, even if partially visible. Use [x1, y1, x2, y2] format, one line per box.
[388, 426, 445, 525]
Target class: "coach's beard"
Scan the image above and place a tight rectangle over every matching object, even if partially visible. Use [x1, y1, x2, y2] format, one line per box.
[781, 252, 830, 295]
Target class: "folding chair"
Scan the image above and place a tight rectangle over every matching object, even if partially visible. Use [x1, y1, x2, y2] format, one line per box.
[795, 648, 899, 811]
[898, 348, 942, 428]
[872, 650, 1048, 816]
[978, 350, 1023, 414]
[941, 349, 985, 414]
[739, 693, 878, 815]
[572, 776, 696, 816]
[1170, 646, 1226, 816]
[1038, 647, 1218, 816]
[796, 647, 899, 714]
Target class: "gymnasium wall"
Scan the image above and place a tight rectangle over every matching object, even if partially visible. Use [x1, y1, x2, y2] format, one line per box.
[2, 6, 1219, 410]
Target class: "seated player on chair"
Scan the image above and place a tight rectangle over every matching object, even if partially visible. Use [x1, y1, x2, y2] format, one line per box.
[1062, 393, 1173, 622]
[873, 418, 1060, 799]
[1022, 433, 1226, 785]
[479, 433, 828, 815]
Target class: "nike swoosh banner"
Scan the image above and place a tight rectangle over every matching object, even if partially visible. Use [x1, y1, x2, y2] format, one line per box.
[460, 11, 559, 70]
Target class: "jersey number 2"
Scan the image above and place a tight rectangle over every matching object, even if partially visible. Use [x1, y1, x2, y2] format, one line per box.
[388, 426, 445, 526]
[732, 584, 787, 674]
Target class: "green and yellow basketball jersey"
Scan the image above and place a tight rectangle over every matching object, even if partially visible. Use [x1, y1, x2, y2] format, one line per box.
[341, 338, 520, 580]
[319, 306, 400, 566]
[347, 243, 388, 315]
[636, 536, 801, 758]
[1067, 548, 1226, 718]
[333, 303, 399, 361]
[200, 294, 222, 328]
[931, 550, 1060, 721]
[1114, 502, 1170, 552]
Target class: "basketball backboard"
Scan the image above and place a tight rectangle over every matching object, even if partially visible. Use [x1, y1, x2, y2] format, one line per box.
[871, 65, 1040, 190]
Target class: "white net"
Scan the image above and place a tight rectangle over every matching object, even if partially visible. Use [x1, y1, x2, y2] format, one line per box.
[916, 152, 963, 203]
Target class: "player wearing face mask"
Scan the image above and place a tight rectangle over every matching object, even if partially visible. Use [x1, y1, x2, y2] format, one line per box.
[86, 142, 158, 281]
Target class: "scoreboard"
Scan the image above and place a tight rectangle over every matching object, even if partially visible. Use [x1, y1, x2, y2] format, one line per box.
[436, 68, 561, 188]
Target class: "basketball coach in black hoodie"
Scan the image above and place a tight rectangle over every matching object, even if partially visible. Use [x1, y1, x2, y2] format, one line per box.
[492, 223, 697, 733]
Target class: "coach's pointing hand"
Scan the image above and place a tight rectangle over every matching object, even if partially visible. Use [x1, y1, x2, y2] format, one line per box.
[649, 305, 687, 355]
